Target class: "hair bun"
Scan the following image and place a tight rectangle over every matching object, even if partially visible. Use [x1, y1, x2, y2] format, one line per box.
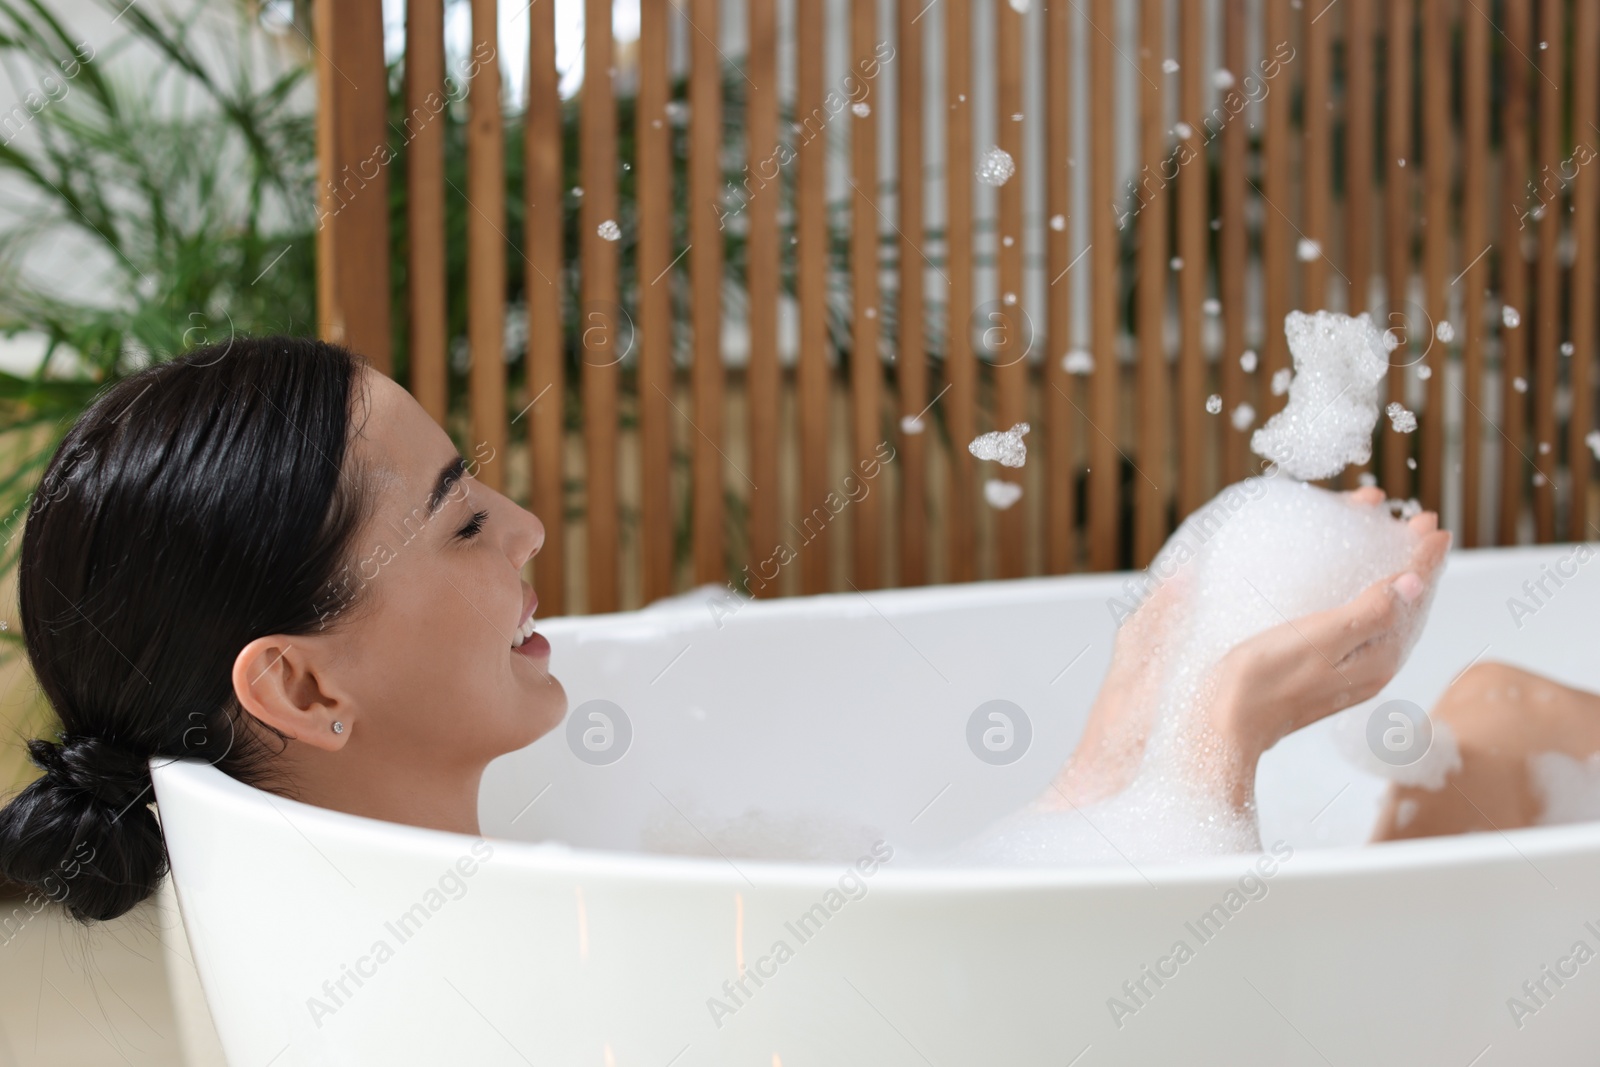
[0, 735, 166, 922]
[29, 735, 152, 812]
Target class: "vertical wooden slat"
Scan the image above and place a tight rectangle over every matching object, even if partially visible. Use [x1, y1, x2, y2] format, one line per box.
[945, 0, 977, 581]
[466, 0, 506, 492]
[994, 0, 1026, 577]
[1219, 0, 1248, 483]
[1459, 0, 1488, 547]
[898, 0, 930, 585]
[1569, 0, 1600, 542]
[1087, 0, 1118, 570]
[851, 0, 884, 588]
[1341, 0, 1374, 489]
[1176, 0, 1205, 517]
[1302, 0, 1331, 313]
[314, 0, 391, 371]
[745, 0, 780, 593]
[688, 0, 725, 586]
[638, 0, 674, 602]
[1382, 0, 1412, 498]
[1531, 0, 1561, 541]
[1261, 0, 1293, 403]
[1133, 0, 1167, 567]
[1043, 0, 1074, 573]
[527, 0, 565, 614]
[797, 0, 832, 592]
[581, 0, 620, 610]
[1497, 0, 1531, 544]
[405, 0, 446, 422]
[1418, 0, 1449, 515]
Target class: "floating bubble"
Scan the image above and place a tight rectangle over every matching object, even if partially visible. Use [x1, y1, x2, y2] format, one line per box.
[1174, 121, 1193, 139]
[1170, 256, 1184, 270]
[1387, 401, 1418, 433]
[1296, 238, 1322, 262]
[1358, 471, 1378, 487]
[1271, 367, 1292, 396]
[1162, 57, 1180, 73]
[1503, 304, 1522, 328]
[1049, 214, 1066, 231]
[851, 101, 871, 118]
[968, 421, 1031, 467]
[1230, 401, 1256, 431]
[1562, 341, 1576, 356]
[1205, 393, 1223, 414]
[1406, 457, 1418, 470]
[1002, 235, 1015, 247]
[1416, 364, 1433, 380]
[1204, 298, 1222, 316]
[900, 414, 926, 435]
[1533, 472, 1548, 487]
[1434, 321, 1454, 343]
[977, 146, 1016, 186]
[1213, 68, 1236, 89]
[1539, 441, 1552, 455]
[596, 219, 621, 241]
[1062, 349, 1095, 375]
[1513, 376, 1529, 393]
[983, 478, 1023, 509]
[1240, 349, 1259, 373]
[1002, 291, 1018, 305]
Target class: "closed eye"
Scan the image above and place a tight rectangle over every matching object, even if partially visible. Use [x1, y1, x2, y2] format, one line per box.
[456, 508, 489, 540]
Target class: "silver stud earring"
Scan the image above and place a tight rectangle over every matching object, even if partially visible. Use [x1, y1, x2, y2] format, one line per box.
[332, 721, 345, 735]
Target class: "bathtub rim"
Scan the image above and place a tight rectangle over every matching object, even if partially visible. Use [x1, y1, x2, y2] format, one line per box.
[545, 540, 1587, 641]
[152, 755, 1600, 895]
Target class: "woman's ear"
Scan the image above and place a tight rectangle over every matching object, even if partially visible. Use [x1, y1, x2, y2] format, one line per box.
[232, 635, 351, 752]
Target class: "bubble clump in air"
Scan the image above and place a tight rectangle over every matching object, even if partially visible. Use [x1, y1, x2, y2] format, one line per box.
[1513, 376, 1529, 393]
[1213, 68, 1236, 89]
[1249, 310, 1391, 480]
[1240, 349, 1258, 373]
[1416, 364, 1432, 380]
[1434, 321, 1454, 343]
[1296, 238, 1322, 262]
[1503, 305, 1522, 329]
[1204, 298, 1222, 316]
[1062, 349, 1094, 375]
[1162, 57, 1180, 73]
[596, 219, 621, 242]
[968, 421, 1031, 467]
[1231, 402, 1256, 431]
[851, 101, 871, 118]
[900, 414, 926, 435]
[1271, 368, 1292, 396]
[1050, 214, 1066, 231]
[1386, 402, 1417, 434]
[1562, 341, 1576, 357]
[1174, 121, 1194, 140]
[1206, 394, 1223, 414]
[983, 479, 1023, 509]
[976, 146, 1016, 187]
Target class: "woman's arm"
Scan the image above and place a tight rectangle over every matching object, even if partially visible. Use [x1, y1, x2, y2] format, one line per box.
[1039, 491, 1451, 816]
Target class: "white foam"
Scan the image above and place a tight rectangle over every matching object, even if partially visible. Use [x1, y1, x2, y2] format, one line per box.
[1251, 311, 1391, 480]
[968, 422, 1030, 467]
[1529, 752, 1600, 826]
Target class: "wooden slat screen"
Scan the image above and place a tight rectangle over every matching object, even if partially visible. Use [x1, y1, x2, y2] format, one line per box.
[318, 0, 1599, 614]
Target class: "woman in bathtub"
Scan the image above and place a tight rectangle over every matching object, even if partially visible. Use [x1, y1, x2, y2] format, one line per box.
[0, 337, 1493, 922]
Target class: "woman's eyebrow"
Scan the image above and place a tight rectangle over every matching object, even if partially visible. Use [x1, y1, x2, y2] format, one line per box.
[426, 456, 468, 516]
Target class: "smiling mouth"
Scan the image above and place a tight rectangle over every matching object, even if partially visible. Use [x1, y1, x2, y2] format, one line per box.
[512, 613, 540, 648]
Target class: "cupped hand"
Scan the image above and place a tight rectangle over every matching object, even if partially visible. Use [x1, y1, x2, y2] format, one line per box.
[1201, 488, 1452, 806]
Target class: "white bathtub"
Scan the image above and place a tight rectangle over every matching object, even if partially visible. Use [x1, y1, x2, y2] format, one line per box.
[153, 543, 1600, 1065]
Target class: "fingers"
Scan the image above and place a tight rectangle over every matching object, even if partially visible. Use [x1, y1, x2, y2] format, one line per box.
[1349, 486, 1386, 507]
[1300, 575, 1405, 663]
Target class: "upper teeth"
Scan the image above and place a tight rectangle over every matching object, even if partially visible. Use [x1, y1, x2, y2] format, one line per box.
[512, 614, 538, 648]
